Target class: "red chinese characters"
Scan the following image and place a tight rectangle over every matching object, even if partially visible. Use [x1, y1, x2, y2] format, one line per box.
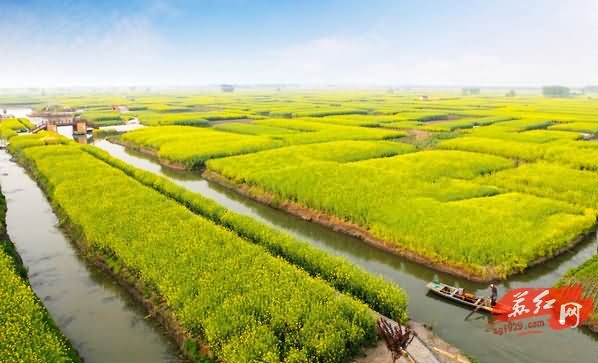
[495, 285, 593, 330]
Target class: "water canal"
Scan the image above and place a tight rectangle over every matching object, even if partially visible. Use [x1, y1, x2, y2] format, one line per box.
[0, 150, 183, 363]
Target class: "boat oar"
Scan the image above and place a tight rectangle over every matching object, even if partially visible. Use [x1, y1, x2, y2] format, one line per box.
[465, 298, 483, 320]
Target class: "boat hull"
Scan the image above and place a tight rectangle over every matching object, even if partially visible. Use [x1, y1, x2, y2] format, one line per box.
[426, 282, 508, 314]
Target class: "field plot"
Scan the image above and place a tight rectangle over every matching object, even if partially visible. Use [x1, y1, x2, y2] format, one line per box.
[417, 116, 513, 132]
[207, 145, 595, 280]
[253, 119, 406, 144]
[20, 92, 598, 284]
[465, 127, 581, 143]
[120, 125, 284, 169]
[72, 92, 597, 282]
[440, 137, 598, 170]
[0, 117, 34, 138]
[83, 144, 408, 321]
[13, 139, 391, 363]
[132, 112, 210, 126]
[0, 188, 80, 363]
[549, 122, 598, 134]
[300, 114, 405, 127]
[439, 137, 548, 161]
[79, 110, 124, 127]
[213, 122, 303, 136]
[477, 162, 598, 208]
[119, 119, 405, 168]
[558, 254, 598, 332]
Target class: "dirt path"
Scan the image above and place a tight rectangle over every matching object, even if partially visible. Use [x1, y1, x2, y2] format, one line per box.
[398, 129, 433, 148]
[410, 129, 432, 141]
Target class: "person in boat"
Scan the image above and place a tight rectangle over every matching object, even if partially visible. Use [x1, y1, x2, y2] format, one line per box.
[490, 284, 498, 306]
[456, 287, 464, 296]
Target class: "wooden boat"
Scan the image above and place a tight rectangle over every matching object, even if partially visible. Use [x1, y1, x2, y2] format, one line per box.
[426, 281, 509, 314]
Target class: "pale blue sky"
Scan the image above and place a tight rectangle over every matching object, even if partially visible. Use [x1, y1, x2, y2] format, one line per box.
[1, 0, 597, 87]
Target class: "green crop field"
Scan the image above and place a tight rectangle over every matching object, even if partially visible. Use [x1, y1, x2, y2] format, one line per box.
[75, 91, 597, 281]
[79, 110, 123, 127]
[30, 91, 598, 282]
[0, 118, 34, 139]
[558, 254, 598, 329]
[549, 122, 598, 134]
[207, 144, 594, 279]
[7, 2, 598, 362]
[252, 118, 405, 144]
[4, 89, 598, 362]
[12, 138, 401, 363]
[82, 144, 408, 321]
[132, 112, 209, 126]
[120, 125, 284, 169]
[119, 119, 405, 169]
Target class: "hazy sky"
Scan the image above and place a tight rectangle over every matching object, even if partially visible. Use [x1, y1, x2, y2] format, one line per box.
[1, 0, 597, 87]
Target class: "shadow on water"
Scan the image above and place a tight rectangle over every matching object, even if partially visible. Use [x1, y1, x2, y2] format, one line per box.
[94, 140, 598, 363]
[0, 150, 183, 363]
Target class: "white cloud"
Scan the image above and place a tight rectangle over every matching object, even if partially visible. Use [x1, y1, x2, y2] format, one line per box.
[260, 35, 401, 84]
[1, 1, 597, 88]
[0, 10, 168, 87]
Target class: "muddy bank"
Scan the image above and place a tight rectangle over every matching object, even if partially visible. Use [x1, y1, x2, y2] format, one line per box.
[13, 153, 207, 363]
[201, 169, 597, 283]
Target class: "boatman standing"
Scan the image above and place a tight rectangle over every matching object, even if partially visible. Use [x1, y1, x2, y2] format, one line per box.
[490, 284, 498, 306]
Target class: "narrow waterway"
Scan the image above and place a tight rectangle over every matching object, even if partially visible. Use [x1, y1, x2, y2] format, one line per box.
[95, 140, 598, 363]
[0, 151, 183, 363]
